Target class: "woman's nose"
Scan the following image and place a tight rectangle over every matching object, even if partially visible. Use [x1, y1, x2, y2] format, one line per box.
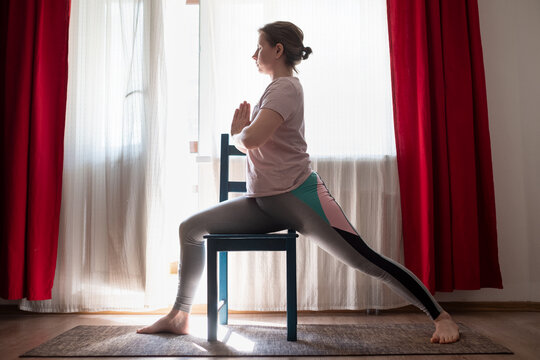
[252, 52, 257, 60]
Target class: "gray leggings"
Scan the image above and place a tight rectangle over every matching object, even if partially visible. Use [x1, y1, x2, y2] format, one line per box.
[174, 172, 443, 320]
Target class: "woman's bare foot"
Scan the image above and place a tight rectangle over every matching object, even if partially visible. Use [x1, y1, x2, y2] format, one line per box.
[136, 309, 190, 335]
[431, 311, 460, 344]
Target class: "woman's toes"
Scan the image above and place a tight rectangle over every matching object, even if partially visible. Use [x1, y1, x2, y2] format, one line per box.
[441, 336, 447, 344]
[136, 325, 155, 334]
[445, 336, 451, 343]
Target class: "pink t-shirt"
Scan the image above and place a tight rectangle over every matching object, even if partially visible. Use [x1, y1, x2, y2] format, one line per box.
[245, 76, 312, 197]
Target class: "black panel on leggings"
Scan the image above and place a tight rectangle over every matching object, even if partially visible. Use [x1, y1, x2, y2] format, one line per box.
[333, 226, 441, 320]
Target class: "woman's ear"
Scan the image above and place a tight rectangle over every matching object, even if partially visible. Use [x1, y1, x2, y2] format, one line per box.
[275, 43, 284, 59]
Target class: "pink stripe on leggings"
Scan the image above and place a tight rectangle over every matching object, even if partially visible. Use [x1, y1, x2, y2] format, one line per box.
[315, 174, 356, 235]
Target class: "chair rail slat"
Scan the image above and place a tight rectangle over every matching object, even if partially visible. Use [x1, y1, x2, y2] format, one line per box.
[228, 181, 246, 193]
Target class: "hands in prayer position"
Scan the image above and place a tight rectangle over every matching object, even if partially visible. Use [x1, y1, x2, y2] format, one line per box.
[231, 101, 251, 136]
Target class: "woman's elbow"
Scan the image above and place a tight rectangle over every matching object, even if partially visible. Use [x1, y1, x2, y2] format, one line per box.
[241, 131, 263, 150]
[242, 138, 260, 150]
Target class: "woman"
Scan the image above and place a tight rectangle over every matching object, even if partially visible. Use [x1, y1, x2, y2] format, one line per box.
[137, 21, 460, 344]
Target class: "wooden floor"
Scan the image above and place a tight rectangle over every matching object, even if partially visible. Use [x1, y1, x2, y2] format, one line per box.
[1, 309, 539, 360]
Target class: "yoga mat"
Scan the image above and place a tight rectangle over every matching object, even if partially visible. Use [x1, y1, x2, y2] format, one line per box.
[21, 323, 512, 357]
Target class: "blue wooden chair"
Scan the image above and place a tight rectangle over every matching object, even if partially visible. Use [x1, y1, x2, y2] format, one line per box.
[204, 133, 298, 342]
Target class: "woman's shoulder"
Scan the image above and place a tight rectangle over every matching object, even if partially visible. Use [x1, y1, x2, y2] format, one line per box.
[273, 76, 300, 85]
[267, 76, 302, 95]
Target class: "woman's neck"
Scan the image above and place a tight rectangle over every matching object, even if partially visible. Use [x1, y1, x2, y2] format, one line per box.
[270, 66, 293, 81]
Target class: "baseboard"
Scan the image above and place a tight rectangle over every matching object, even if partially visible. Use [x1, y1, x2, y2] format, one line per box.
[1, 301, 539, 315]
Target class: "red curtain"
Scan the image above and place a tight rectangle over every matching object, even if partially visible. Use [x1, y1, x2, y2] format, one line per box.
[386, 0, 503, 292]
[0, 0, 71, 300]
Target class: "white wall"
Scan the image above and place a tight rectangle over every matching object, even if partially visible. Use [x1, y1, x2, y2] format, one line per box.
[435, 0, 540, 303]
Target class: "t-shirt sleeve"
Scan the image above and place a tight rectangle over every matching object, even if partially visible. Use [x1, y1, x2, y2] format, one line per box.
[260, 80, 299, 122]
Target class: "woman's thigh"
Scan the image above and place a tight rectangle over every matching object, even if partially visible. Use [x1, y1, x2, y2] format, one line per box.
[181, 196, 289, 242]
[255, 191, 364, 267]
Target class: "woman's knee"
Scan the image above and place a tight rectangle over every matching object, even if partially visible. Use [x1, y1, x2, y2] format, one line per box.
[179, 216, 204, 246]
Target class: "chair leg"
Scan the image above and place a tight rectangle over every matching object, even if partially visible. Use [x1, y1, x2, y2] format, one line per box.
[219, 252, 228, 325]
[286, 236, 297, 341]
[207, 240, 218, 341]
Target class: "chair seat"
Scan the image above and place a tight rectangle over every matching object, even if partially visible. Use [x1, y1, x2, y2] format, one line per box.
[204, 233, 297, 252]
[204, 233, 298, 240]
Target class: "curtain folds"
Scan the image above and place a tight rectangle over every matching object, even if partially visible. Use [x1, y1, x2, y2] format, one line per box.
[16, 0, 180, 312]
[386, 0, 503, 291]
[0, 0, 71, 300]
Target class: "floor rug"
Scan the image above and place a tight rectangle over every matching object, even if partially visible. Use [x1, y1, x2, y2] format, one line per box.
[21, 323, 512, 357]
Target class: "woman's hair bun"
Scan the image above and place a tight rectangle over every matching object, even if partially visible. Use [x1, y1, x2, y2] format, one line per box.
[302, 46, 313, 60]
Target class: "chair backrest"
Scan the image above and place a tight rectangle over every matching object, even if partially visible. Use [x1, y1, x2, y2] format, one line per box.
[219, 133, 246, 202]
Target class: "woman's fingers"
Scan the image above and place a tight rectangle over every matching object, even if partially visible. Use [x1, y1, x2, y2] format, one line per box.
[240, 101, 250, 122]
[232, 102, 251, 134]
[242, 101, 247, 119]
[231, 101, 251, 136]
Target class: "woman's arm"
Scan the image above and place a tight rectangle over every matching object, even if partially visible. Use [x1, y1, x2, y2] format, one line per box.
[232, 107, 283, 150]
[232, 140, 248, 154]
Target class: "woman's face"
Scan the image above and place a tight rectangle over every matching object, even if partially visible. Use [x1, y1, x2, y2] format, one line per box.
[252, 32, 276, 74]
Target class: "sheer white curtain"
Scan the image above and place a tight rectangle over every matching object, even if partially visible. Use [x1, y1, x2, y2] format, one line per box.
[199, 0, 408, 311]
[19, 0, 199, 312]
